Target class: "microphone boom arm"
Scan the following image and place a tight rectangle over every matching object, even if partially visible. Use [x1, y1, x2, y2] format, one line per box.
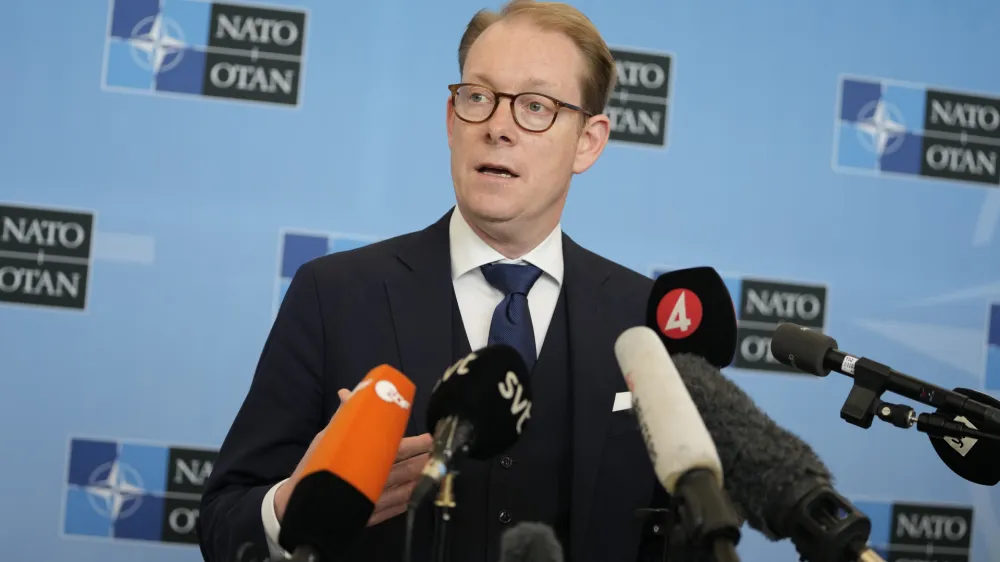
[771, 324, 1000, 431]
[875, 401, 1000, 442]
[835, 351, 1000, 436]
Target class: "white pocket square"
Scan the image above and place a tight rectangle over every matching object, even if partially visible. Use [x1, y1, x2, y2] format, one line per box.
[612, 391, 632, 412]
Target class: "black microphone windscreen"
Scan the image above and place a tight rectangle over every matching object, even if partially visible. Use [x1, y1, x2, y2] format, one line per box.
[929, 387, 1000, 486]
[425, 344, 531, 460]
[669, 352, 832, 537]
[646, 267, 738, 368]
[499, 522, 564, 562]
[769, 323, 838, 377]
[278, 471, 374, 559]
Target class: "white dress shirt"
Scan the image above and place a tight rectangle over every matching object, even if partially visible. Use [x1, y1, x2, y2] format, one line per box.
[260, 207, 564, 559]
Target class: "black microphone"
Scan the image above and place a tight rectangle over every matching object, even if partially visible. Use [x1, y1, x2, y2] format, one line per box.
[769, 322, 1000, 432]
[498, 522, 564, 562]
[646, 266, 738, 369]
[926, 387, 1000, 486]
[669, 352, 884, 562]
[408, 344, 533, 511]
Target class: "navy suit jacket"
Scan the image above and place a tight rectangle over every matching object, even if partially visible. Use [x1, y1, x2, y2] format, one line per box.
[198, 209, 673, 562]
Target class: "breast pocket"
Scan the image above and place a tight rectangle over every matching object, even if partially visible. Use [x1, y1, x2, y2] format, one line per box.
[606, 409, 641, 438]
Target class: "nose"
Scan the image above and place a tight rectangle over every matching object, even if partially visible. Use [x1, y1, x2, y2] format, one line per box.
[485, 100, 517, 145]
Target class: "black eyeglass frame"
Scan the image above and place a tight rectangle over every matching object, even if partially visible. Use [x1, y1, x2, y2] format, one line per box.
[447, 82, 594, 133]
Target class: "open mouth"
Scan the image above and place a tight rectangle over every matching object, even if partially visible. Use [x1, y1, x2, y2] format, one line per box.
[477, 164, 519, 179]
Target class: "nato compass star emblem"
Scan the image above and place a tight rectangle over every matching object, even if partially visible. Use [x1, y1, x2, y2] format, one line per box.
[84, 460, 146, 521]
[854, 99, 907, 156]
[127, 13, 187, 74]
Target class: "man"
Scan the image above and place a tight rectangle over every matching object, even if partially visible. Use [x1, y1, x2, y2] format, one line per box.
[198, 1, 670, 561]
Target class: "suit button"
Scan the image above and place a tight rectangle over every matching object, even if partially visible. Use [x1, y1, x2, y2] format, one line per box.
[500, 455, 512, 468]
[499, 510, 511, 524]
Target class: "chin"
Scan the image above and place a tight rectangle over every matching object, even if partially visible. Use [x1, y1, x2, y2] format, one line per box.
[467, 203, 521, 224]
[459, 193, 522, 224]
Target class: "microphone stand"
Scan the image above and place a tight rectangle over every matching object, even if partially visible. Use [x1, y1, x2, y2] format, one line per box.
[431, 473, 456, 562]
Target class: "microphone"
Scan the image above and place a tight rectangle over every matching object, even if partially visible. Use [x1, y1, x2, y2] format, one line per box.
[498, 522, 564, 562]
[667, 352, 884, 562]
[646, 266, 738, 368]
[615, 326, 742, 562]
[926, 388, 1000, 486]
[642, 274, 883, 561]
[769, 323, 1000, 431]
[408, 344, 532, 511]
[278, 365, 415, 561]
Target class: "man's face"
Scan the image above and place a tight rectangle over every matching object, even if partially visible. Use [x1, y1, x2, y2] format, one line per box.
[447, 18, 610, 235]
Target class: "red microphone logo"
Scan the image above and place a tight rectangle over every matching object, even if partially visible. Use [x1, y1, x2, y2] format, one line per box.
[656, 288, 703, 339]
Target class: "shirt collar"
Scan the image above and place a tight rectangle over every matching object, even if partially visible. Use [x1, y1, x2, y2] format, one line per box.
[449, 206, 564, 286]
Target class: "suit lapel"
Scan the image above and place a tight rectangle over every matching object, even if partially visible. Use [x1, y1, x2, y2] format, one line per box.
[564, 236, 619, 561]
[384, 210, 456, 436]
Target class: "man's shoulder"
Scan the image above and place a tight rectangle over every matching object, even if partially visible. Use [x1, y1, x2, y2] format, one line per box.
[566, 237, 653, 325]
[296, 226, 429, 281]
[566, 240, 652, 329]
[569, 238, 653, 292]
[606, 256, 654, 291]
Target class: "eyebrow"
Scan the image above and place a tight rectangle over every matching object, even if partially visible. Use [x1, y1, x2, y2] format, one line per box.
[466, 74, 557, 92]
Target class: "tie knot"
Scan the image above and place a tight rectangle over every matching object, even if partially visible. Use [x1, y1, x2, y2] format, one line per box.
[480, 263, 543, 296]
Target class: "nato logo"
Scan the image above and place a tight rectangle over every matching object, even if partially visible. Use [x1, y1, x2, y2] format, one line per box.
[62, 437, 217, 545]
[606, 47, 673, 148]
[102, 0, 308, 106]
[275, 230, 379, 314]
[834, 75, 1000, 187]
[852, 499, 973, 561]
[0, 203, 95, 311]
[986, 303, 1000, 391]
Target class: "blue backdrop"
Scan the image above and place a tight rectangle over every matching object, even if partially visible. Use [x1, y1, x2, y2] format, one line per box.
[2, 0, 999, 560]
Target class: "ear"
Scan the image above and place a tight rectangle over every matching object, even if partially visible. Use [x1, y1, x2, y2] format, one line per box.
[572, 113, 611, 174]
[446, 96, 456, 149]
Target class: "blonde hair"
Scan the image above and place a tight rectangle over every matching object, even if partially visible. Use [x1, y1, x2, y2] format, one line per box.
[457, 0, 615, 116]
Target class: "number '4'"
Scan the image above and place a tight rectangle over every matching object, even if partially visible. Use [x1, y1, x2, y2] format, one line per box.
[664, 292, 692, 332]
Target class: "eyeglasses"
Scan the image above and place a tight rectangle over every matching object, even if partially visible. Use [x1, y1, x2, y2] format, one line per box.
[448, 83, 593, 133]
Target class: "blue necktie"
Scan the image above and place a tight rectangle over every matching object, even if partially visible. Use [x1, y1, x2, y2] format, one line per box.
[481, 262, 544, 371]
